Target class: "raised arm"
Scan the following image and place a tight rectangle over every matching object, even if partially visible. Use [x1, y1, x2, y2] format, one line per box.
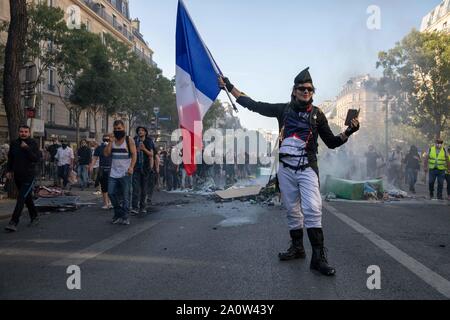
[218, 76, 283, 118]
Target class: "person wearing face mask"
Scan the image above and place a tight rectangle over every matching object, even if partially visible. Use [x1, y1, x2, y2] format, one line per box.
[219, 68, 360, 276]
[77, 139, 92, 191]
[55, 139, 74, 189]
[4, 126, 41, 232]
[90, 135, 113, 209]
[131, 126, 154, 216]
[424, 139, 449, 200]
[104, 120, 137, 226]
[446, 146, 450, 201]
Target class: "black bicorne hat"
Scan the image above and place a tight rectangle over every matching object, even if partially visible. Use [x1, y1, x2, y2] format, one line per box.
[294, 67, 313, 85]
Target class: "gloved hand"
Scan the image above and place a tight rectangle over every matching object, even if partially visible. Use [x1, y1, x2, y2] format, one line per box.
[345, 118, 360, 137]
[219, 76, 234, 92]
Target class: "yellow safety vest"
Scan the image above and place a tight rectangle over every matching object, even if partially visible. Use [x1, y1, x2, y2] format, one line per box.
[428, 146, 447, 171]
[447, 154, 450, 174]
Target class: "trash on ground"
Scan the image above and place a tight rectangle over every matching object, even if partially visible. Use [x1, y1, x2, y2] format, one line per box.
[322, 175, 384, 201]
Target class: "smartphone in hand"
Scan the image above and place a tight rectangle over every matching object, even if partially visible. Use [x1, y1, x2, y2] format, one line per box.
[345, 109, 360, 126]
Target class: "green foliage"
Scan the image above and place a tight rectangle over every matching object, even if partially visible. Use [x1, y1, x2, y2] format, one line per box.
[377, 29, 450, 140]
[25, 3, 68, 86]
[1, 21, 9, 99]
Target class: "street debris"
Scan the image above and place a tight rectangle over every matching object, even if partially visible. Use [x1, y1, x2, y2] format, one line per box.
[35, 196, 81, 212]
[323, 175, 384, 201]
[215, 185, 263, 200]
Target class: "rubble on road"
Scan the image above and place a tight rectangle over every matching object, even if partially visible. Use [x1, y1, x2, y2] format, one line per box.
[35, 196, 81, 212]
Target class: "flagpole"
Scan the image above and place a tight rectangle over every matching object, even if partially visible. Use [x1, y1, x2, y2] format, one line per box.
[223, 86, 239, 113]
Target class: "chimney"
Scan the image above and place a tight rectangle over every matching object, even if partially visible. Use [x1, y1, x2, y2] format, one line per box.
[132, 18, 140, 32]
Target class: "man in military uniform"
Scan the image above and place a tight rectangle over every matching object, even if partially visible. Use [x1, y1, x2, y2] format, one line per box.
[219, 68, 360, 276]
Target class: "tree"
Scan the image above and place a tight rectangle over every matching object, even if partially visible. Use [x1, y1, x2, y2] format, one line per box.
[24, 3, 68, 111]
[61, 29, 112, 144]
[2, 0, 27, 142]
[203, 100, 227, 131]
[0, 22, 8, 100]
[377, 29, 450, 140]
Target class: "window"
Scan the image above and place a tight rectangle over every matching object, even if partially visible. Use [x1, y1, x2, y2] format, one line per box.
[47, 0, 54, 7]
[47, 40, 54, 52]
[101, 114, 107, 133]
[101, 31, 107, 44]
[85, 111, 91, 129]
[47, 103, 55, 124]
[112, 14, 117, 28]
[86, 19, 91, 31]
[69, 109, 76, 127]
[48, 69, 55, 92]
[25, 66, 33, 82]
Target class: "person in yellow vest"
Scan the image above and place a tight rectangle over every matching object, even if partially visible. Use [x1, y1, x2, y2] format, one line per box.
[424, 139, 449, 200]
[446, 146, 450, 201]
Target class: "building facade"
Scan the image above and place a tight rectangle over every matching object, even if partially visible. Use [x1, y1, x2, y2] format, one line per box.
[420, 0, 450, 32]
[333, 75, 384, 133]
[0, 0, 156, 146]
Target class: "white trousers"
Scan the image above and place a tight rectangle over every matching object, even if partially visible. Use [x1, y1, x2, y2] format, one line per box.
[278, 165, 322, 230]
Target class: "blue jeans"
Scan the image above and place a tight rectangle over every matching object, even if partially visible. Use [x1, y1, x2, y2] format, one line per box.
[405, 168, 418, 192]
[108, 175, 131, 220]
[57, 164, 71, 188]
[77, 165, 89, 188]
[132, 169, 149, 210]
[429, 169, 446, 199]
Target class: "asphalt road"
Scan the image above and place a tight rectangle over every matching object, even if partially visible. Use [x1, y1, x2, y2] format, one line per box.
[0, 191, 449, 300]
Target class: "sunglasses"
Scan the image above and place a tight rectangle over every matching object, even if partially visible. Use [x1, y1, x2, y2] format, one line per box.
[295, 86, 314, 93]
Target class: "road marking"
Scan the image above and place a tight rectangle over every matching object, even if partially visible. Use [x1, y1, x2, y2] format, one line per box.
[324, 203, 450, 299]
[51, 221, 158, 267]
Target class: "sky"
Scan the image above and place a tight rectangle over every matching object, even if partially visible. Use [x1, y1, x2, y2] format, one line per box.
[130, 0, 442, 131]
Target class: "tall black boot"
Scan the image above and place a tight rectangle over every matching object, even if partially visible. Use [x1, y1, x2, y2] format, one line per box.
[307, 228, 336, 276]
[278, 229, 306, 261]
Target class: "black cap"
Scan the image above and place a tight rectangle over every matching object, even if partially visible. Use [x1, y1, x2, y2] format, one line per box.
[136, 126, 148, 136]
[294, 67, 313, 85]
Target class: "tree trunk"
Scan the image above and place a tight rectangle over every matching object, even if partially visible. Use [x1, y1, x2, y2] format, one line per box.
[3, 0, 27, 142]
[3, 0, 27, 199]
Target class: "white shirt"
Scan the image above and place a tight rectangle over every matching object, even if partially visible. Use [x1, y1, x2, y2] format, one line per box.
[110, 140, 131, 179]
[55, 147, 74, 167]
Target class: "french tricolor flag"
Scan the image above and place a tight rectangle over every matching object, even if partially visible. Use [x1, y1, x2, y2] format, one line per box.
[176, 0, 222, 176]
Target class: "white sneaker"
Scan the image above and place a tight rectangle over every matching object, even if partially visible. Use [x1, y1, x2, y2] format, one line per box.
[101, 205, 110, 210]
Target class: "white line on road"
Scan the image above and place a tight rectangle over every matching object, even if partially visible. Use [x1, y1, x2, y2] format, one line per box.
[51, 221, 159, 267]
[324, 203, 450, 299]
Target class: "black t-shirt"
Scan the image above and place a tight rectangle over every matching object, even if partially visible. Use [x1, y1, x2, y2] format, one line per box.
[404, 152, 420, 170]
[94, 144, 112, 168]
[47, 143, 60, 162]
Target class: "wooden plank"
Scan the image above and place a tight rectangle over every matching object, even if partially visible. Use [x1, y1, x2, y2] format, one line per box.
[215, 186, 263, 200]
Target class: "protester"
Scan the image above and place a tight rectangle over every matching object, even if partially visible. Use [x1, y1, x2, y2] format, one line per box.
[4, 126, 41, 233]
[388, 146, 403, 188]
[446, 146, 450, 201]
[365, 145, 383, 179]
[219, 68, 360, 276]
[424, 139, 449, 200]
[131, 127, 154, 216]
[403, 145, 421, 194]
[147, 137, 159, 207]
[104, 120, 137, 225]
[90, 134, 112, 210]
[77, 139, 92, 191]
[46, 137, 60, 186]
[55, 139, 74, 189]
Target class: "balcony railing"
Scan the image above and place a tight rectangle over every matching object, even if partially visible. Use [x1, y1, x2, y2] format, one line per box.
[83, 0, 134, 41]
[133, 47, 157, 67]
